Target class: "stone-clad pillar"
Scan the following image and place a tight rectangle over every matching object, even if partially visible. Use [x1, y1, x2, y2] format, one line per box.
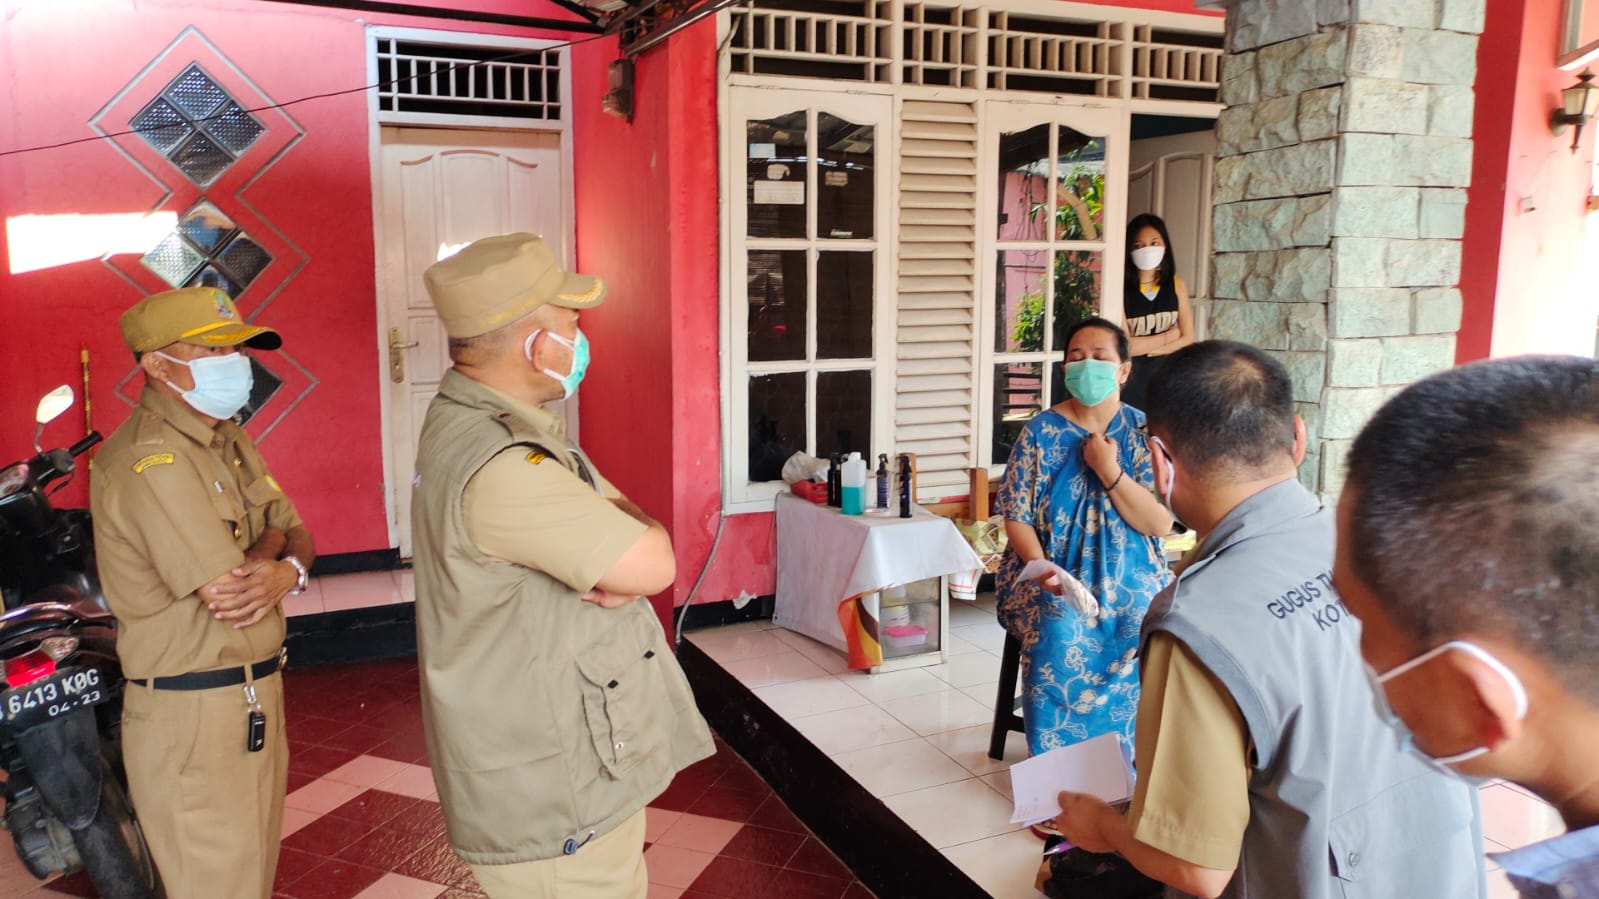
[1201, 0, 1483, 501]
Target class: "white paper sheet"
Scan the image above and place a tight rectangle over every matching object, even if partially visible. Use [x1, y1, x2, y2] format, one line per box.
[1008, 732, 1134, 825]
[1017, 558, 1100, 617]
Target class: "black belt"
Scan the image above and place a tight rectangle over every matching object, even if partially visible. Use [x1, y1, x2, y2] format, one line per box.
[130, 651, 286, 691]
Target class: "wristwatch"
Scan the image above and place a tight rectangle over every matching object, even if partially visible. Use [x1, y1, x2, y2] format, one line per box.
[283, 555, 309, 595]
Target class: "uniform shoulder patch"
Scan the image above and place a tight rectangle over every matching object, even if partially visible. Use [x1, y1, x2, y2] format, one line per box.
[132, 452, 175, 474]
[524, 450, 548, 465]
[265, 475, 282, 492]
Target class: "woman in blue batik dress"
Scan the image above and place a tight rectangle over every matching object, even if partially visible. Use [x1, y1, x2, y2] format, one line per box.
[994, 317, 1173, 762]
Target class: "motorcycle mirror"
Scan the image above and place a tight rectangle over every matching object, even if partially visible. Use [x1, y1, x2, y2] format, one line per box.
[35, 386, 74, 426]
[33, 386, 74, 453]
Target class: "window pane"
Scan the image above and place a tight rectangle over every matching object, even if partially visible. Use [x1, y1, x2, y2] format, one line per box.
[995, 250, 1047, 353]
[817, 113, 874, 240]
[748, 250, 808, 362]
[816, 251, 873, 359]
[993, 362, 1042, 464]
[817, 370, 872, 459]
[749, 372, 806, 483]
[996, 124, 1051, 242]
[1056, 127, 1106, 241]
[747, 112, 808, 239]
[1052, 250, 1102, 347]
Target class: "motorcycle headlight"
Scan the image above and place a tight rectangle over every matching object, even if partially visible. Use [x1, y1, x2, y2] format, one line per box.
[38, 637, 78, 663]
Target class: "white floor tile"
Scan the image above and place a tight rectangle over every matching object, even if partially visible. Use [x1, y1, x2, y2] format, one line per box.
[1486, 867, 1520, 899]
[751, 676, 871, 719]
[884, 777, 1024, 848]
[981, 769, 1013, 802]
[926, 724, 1029, 778]
[687, 627, 792, 666]
[323, 754, 412, 789]
[973, 592, 999, 613]
[944, 631, 985, 655]
[949, 601, 996, 627]
[835, 668, 950, 704]
[951, 622, 1009, 650]
[284, 777, 364, 815]
[353, 873, 449, 899]
[941, 829, 1048, 899]
[928, 650, 1004, 689]
[832, 739, 974, 798]
[1479, 783, 1565, 850]
[722, 650, 833, 689]
[789, 704, 919, 756]
[880, 689, 995, 737]
[767, 626, 851, 670]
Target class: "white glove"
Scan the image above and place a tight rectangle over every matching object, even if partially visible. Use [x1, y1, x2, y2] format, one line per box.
[1018, 559, 1100, 617]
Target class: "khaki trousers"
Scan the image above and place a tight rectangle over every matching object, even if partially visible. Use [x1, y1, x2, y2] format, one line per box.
[470, 809, 648, 899]
[122, 670, 287, 899]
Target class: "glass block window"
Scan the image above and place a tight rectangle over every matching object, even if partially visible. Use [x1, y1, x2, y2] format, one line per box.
[131, 64, 264, 186]
[237, 356, 284, 425]
[140, 202, 273, 297]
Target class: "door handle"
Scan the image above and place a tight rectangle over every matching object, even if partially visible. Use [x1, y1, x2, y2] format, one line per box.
[389, 328, 420, 383]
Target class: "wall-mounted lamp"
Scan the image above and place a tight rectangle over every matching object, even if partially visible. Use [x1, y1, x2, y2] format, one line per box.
[1551, 69, 1599, 153]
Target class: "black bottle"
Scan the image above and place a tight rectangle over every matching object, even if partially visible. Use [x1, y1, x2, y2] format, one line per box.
[827, 453, 842, 507]
[898, 454, 912, 518]
[876, 453, 890, 509]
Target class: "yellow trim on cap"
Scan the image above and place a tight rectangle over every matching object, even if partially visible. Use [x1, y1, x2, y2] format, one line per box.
[178, 321, 235, 339]
[556, 279, 604, 304]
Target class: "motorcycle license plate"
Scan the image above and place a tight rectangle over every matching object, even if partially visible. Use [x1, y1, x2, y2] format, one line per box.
[0, 667, 104, 730]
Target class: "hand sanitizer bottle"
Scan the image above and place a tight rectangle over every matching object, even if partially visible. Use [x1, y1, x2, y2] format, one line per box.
[841, 452, 867, 515]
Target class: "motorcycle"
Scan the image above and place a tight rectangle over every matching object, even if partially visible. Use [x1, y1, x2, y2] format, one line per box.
[0, 386, 158, 898]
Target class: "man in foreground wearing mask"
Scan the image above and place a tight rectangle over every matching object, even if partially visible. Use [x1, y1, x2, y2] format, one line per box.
[93, 286, 313, 897]
[1052, 340, 1485, 898]
[1338, 356, 1599, 897]
[411, 233, 713, 898]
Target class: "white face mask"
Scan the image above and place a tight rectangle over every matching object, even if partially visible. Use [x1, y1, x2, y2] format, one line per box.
[155, 351, 253, 420]
[1364, 640, 1529, 777]
[1131, 245, 1166, 273]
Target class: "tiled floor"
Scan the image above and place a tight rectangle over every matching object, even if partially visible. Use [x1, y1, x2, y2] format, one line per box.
[686, 594, 1567, 899]
[0, 572, 874, 899]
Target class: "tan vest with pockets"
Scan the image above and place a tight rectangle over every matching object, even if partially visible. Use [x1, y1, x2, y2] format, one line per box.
[410, 370, 713, 865]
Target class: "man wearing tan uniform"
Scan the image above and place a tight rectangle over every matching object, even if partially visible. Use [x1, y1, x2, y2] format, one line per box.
[412, 233, 713, 898]
[91, 287, 314, 899]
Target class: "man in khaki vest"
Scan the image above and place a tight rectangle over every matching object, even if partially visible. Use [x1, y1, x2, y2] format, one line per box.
[412, 233, 714, 898]
[92, 287, 314, 898]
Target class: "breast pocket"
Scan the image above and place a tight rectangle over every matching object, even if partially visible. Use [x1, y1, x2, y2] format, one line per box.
[242, 475, 282, 539]
[208, 487, 248, 548]
[575, 613, 669, 780]
[1329, 772, 1480, 898]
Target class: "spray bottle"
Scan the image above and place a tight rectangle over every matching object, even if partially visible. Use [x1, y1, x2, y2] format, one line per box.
[841, 452, 867, 515]
[876, 453, 890, 510]
[827, 453, 842, 508]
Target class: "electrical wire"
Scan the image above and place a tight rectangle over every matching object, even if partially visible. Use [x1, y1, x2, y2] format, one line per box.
[674, 508, 727, 651]
[0, 34, 612, 161]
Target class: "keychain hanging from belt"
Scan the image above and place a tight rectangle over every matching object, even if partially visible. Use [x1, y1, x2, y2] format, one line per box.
[242, 631, 266, 753]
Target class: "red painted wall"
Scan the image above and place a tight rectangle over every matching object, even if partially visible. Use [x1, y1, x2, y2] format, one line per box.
[1459, 0, 1599, 361]
[0, 0, 588, 555]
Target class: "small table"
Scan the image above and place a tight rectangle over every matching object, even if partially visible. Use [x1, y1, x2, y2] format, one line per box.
[773, 493, 983, 673]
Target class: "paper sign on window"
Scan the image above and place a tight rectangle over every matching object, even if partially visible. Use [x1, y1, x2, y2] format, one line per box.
[754, 181, 805, 205]
[824, 171, 848, 187]
[749, 142, 777, 159]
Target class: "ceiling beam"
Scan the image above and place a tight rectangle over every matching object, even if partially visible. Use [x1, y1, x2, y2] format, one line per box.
[255, 0, 605, 33]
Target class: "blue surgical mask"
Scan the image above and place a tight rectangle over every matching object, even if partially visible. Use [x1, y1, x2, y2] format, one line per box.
[1363, 640, 1528, 781]
[524, 327, 591, 399]
[156, 351, 253, 420]
[1063, 358, 1120, 406]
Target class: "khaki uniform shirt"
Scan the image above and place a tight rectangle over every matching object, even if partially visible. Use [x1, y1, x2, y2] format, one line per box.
[91, 387, 300, 679]
[410, 370, 713, 866]
[1126, 631, 1252, 870]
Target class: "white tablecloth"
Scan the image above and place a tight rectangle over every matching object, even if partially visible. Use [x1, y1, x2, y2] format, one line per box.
[773, 492, 983, 653]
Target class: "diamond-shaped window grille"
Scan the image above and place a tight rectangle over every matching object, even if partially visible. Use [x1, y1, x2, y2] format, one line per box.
[140, 202, 274, 298]
[130, 64, 264, 187]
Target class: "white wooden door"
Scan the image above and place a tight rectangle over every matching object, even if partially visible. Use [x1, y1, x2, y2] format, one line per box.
[377, 127, 568, 557]
[1129, 128, 1217, 337]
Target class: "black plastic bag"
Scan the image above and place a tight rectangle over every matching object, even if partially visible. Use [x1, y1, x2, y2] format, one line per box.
[1036, 835, 1165, 899]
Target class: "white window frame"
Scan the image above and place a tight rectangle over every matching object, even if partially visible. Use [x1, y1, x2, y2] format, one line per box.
[721, 87, 896, 512]
[976, 99, 1129, 473]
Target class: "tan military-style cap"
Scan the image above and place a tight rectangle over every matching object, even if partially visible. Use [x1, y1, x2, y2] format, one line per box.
[119, 287, 282, 354]
[422, 233, 605, 339]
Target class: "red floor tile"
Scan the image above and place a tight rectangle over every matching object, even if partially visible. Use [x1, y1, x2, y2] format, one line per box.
[651, 770, 718, 813]
[288, 744, 361, 778]
[335, 825, 426, 869]
[273, 846, 326, 890]
[721, 825, 807, 865]
[326, 789, 425, 827]
[40, 871, 95, 896]
[393, 834, 476, 888]
[281, 812, 375, 857]
[319, 722, 393, 756]
[288, 714, 358, 746]
[367, 730, 431, 765]
[841, 882, 877, 899]
[686, 785, 769, 823]
[786, 837, 854, 880]
[687, 852, 855, 899]
[714, 761, 774, 794]
[277, 858, 386, 899]
[748, 795, 808, 834]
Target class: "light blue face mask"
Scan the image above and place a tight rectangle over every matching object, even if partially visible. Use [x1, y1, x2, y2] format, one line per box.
[1063, 358, 1121, 406]
[1363, 640, 1528, 783]
[156, 351, 253, 420]
[524, 327, 591, 399]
